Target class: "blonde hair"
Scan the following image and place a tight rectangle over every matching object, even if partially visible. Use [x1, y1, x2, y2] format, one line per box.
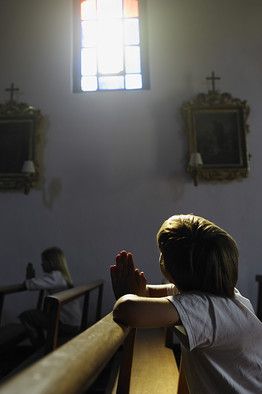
[157, 214, 238, 297]
[41, 247, 73, 288]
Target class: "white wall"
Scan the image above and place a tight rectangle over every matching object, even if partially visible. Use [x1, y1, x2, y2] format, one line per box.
[0, 0, 261, 321]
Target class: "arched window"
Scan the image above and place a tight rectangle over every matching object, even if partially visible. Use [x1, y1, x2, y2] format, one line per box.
[73, 0, 149, 92]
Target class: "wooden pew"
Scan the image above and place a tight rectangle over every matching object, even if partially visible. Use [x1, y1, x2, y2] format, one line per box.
[0, 313, 130, 394]
[114, 328, 180, 394]
[0, 284, 45, 354]
[0, 281, 104, 380]
[44, 279, 104, 353]
[0, 314, 183, 394]
[256, 275, 262, 321]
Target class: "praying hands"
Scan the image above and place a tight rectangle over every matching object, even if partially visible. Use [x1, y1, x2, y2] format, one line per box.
[110, 250, 148, 299]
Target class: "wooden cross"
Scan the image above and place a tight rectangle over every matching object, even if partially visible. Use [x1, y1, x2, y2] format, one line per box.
[206, 71, 220, 92]
[5, 82, 20, 102]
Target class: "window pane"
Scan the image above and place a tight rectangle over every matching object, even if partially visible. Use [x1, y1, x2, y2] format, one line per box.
[97, 19, 123, 47]
[98, 46, 123, 74]
[99, 76, 124, 90]
[81, 48, 97, 75]
[97, 19, 123, 74]
[97, 0, 122, 18]
[125, 74, 142, 89]
[81, 0, 97, 20]
[124, 19, 140, 45]
[82, 21, 97, 47]
[125, 46, 141, 73]
[123, 0, 139, 17]
[81, 76, 98, 91]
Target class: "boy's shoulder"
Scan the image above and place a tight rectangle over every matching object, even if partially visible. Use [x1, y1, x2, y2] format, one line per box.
[168, 288, 254, 317]
[233, 288, 255, 313]
[167, 289, 259, 351]
[169, 288, 253, 307]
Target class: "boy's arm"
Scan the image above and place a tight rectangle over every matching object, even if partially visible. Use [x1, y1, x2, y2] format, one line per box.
[147, 284, 178, 297]
[113, 294, 180, 328]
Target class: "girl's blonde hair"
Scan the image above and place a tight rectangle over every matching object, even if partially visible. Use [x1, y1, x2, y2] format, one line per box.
[41, 246, 73, 288]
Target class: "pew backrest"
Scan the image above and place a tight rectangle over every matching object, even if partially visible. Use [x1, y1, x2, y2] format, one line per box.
[0, 284, 25, 325]
[0, 316, 183, 394]
[0, 283, 183, 393]
[0, 284, 45, 353]
[0, 312, 130, 394]
[44, 279, 104, 353]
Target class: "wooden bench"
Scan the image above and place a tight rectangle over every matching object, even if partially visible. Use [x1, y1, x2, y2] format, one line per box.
[0, 313, 128, 393]
[113, 328, 179, 394]
[256, 275, 262, 321]
[44, 279, 104, 353]
[0, 284, 44, 354]
[0, 314, 184, 394]
[0, 280, 104, 381]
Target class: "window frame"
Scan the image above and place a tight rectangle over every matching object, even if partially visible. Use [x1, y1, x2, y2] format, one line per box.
[72, 0, 150, 92]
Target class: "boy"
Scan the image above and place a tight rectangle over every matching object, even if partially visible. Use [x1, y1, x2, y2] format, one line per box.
[111, 214, 262, 394]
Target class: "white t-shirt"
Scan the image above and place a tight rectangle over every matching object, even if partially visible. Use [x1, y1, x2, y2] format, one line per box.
[25, 271, 81, 326]
[167, 289, 262, 394]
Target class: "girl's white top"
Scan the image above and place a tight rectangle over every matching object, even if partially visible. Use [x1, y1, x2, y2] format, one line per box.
[25, 270, 81, 326]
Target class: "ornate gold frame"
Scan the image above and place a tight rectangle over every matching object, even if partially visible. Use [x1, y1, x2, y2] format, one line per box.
[182, 91, 250, 181]
[0, 100, 42, 192]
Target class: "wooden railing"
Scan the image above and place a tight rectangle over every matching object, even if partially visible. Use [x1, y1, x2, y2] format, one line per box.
[0, 282, 184, 393]
[0, 316, 183, 393]
[0, 284, 45, 353]
[116, 328, 180, 394]
[0, 284, 26, 325]
[0, 313, 130, 394]
[44, 280, 104, 353]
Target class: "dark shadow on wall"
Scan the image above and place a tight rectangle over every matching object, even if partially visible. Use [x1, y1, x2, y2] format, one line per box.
[42, 177, 62, 210]
[150, 95, 190, 194]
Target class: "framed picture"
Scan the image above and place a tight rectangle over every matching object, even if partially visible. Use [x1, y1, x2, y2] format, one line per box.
[0, 101, 42, 191]
[182, 91, 250, 181]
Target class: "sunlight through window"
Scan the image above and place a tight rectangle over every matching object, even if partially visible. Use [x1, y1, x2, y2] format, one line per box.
[77, 0, 146, 91]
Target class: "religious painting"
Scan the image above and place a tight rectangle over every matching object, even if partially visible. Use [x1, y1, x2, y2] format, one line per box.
[182, 90, 250, 181]
[193, 109, 243, 167]
[0, 119, 34, 173]
[0, 93, 42, 192]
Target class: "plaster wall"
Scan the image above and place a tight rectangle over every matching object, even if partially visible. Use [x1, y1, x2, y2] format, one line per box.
[0, 0, 261, 322]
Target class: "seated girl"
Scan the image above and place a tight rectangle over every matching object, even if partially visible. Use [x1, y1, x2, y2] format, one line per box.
[20, 246, 81, 347]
